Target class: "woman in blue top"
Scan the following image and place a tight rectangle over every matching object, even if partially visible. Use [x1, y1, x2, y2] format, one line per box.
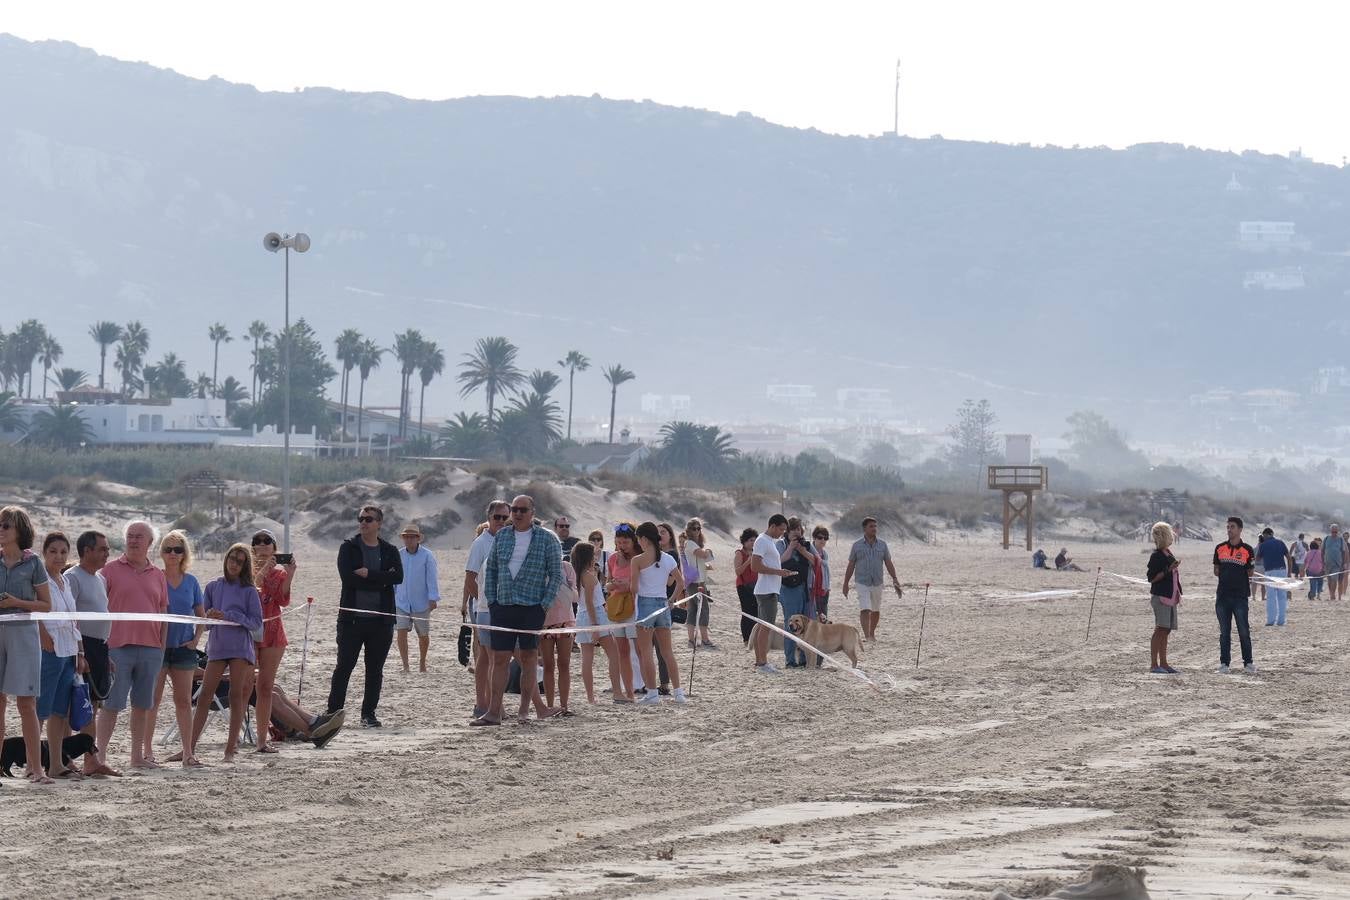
[0, 505, 53, 783]
[144, 530, 205, 768]
[190, 543, 263, 761]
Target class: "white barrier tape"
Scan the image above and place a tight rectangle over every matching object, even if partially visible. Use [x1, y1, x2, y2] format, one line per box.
[334, 592, 703, 637]
[1103, 571, 1151, 586]
[990, 589, 1080, 601]
[740, 609, 881, 692]
[1251, 575, 1304, 590]
[5, 611, 242, 627]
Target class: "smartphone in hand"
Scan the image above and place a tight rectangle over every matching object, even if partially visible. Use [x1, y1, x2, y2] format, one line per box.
[275, 553, 294, 565]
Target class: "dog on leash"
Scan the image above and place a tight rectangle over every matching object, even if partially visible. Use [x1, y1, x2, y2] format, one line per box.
[786, 614, 863, 667]
[746, 622, 785, 652]
[0, 733, 98, 776]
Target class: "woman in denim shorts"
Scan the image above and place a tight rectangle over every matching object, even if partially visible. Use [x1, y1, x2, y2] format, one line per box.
[149, 529, 205, 768]
[0, 506, 54, 783]
[631, 522, 686, 705]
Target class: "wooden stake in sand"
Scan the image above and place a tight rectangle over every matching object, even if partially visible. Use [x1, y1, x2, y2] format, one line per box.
[1084, 567, 1102, 644]
[915, 582, 930, 668]
[297, 596, 314, 703]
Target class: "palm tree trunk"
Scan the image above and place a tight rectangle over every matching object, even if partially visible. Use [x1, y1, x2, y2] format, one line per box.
[98, 347, 107, 390]
[212, 342, 220, 393]
[339, 369, 349, 445]
[418, 381, 426, 439]
[357, 376, 367, 457]
[42, 362, 49, 399]
[608, 387, 618, 444]
[566, 368, 575, 440]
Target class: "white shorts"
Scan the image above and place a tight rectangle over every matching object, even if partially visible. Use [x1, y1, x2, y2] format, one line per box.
[856, 584, 884, 612]
[396, 609, 431, 636]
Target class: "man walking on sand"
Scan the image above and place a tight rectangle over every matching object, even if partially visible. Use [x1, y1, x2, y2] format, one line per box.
[1213, 516, 1256, 675]
[473, 494, 563, 726]
[96, 521, 169, 771]
[1256, 526, 1291, 627]
[328, 505, 404, 727]
[1321, 524, 1347, 601]
[395, 523, 440, 673]
[751, 514, 792, 675]
[842, 516, 903, 641]
[463, 500, 510, 719]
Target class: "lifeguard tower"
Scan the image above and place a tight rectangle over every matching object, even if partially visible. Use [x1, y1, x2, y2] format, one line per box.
[988, 434, 1047, 550]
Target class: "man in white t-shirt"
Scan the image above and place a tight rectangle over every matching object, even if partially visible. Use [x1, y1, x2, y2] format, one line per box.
[462, 500, 509, 719]
[750, 514, 792, 674]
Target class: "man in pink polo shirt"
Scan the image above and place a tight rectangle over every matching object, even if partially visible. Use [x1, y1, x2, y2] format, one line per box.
[94, 520, 168, 771]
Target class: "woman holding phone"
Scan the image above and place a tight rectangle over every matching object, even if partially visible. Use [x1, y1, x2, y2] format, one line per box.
[251, 529, 295, 753]
[1145, 522, 1181, 674]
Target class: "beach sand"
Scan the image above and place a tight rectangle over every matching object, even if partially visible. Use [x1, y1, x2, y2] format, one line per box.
[3, 524, 1349, 899]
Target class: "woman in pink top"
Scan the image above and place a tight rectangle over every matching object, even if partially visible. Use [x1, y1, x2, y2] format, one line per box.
[539, 560, 577, 715]
[250, 529, 295, 754]
[604, 523, 639, 701]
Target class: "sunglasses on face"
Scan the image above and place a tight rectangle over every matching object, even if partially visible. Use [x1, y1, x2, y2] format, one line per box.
[589, 537, 603, 543]
[358, 516, 377, 524]
[614, 525, 634, 535]
[689, 526, 702, 532]
[556, 524, 570, 530]
[162, 546, 185, 555]
[252, 536, 274, 546]
[510, 506, 531, 514]
[491, 514, 509, 522]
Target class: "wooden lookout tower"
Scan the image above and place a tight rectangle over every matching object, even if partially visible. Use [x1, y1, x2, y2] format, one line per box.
[987, 434, 1047, 550]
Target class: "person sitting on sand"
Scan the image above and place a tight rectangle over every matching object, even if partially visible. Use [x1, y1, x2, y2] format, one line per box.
[1054, 548, 1084, 572]
[1032, 548, 1048, 569]
[1145, 522, 1181, 674]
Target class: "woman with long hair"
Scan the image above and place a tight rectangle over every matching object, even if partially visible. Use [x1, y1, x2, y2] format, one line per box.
[778, 517, 816, 668]
[654, 522, 685, 692]
[250, 529, 295, 753]
[191, 543, 263, 761]
[680, 518, 715, 649]
[539, 557, 578, 715]
[38, 531, 83, 779]
[0, 506, 53, 783]
[604, 522, 639, 700]
[145, 529, 205, 768]
[1145, 522, 1181, 674]
[632, 522, 686, 704]
[734, 528, 760, 645]
[572, 541, 626, 703]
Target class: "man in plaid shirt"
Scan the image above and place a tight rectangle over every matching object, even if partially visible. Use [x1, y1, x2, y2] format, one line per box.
[471, 494, 563, 726]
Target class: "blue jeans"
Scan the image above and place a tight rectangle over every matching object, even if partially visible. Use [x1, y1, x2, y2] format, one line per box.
[1215, 593, 1253, 667]
[1264, 568, 1288, 625]
[1310, 575, 1324, 598]
[779, 584, 807, 666]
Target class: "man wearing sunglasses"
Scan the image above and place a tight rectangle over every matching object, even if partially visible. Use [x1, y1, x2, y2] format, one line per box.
[328, 505, 404, 728]
[473, 495, 563, 726]
[462, 500, 509, 718]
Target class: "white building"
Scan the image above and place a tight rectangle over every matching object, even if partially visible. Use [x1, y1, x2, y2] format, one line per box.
[1238, 221, 1295, 245]
[639, 393, 692, 417]
[836, 387, 893, 417]
[77, 397, 237, 445]
[766, 384, 816, 408]
[1243, 268, 1305, 291]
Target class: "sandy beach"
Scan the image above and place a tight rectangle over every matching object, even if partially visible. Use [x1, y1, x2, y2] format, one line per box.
[3, 493, 1349, 899]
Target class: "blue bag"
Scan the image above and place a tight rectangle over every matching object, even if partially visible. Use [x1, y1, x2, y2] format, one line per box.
[69, 675, 94, 731]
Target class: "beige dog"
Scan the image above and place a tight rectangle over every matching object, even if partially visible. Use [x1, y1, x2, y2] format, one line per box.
[747, 622, 785, 652]
[786, 614, 863, 667]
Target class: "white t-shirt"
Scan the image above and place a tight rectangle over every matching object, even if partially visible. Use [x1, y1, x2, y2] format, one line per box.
[46, 570, 81, 658]
[507, 528, 533, 578]
[637, 552, 676, 597]
[753, 533, 783, 594]
[465, 530, 495, 600]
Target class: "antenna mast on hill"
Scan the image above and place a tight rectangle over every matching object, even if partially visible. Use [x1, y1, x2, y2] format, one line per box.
[893, 58, 901, 136]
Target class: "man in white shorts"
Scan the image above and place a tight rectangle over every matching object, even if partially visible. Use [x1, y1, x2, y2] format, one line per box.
[841, 516, 903, 641]
[394, 523, 440, 673]
[463, 500, 509, 719]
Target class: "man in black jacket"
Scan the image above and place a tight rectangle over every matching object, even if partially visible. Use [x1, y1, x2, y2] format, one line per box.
[327, 505, 404, 727]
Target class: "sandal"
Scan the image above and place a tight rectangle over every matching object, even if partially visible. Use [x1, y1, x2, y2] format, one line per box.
[255, 744, 280, 754]
[28, 773, 55, 785]
[469, 717, 501, 727]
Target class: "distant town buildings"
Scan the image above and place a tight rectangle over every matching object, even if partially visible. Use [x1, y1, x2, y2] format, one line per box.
[1243, 267, 1305, 291]
[1238, 220, 1296, 248]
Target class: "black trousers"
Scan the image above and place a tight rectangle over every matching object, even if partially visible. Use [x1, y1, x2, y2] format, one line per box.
[737, 584, 757, 644]
[327, 617, 395, 718]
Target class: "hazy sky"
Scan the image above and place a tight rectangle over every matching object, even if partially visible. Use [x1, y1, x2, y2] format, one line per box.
[4, 0, 1349, 163]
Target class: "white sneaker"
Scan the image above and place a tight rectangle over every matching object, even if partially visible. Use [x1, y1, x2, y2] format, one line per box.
[1243, 663, 1258, 675]
[637, 690, 661, 705]
[1216, 664, 1230, 674]
[755, 664, 780, 675]
[672, 688, 688, 704]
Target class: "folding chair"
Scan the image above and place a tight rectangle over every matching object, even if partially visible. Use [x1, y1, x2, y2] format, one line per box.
[161, 668, 256, 747]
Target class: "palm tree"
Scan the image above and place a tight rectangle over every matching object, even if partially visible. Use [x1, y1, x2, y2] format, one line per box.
[216, 375, 249, 416]
[529, 368, 561, 398]
[117, 321, 150, 398]
[28, 404, 94, 449]
[13, 320, 47, 398]
[333, 328, 363, 440]
[53, 368, 89, 393]
[416, 341, 445, 438]
[194, 372, 214, 399]
[392, 329, 426, 439]
[144, 352, 190, 400]
[602, 364, 636, 444]
[247, 320, 271, 404]
[0, 334, 17, 392]
[88, 321, 122, 390]
[437, 411, 494, 458]
[207, 323, 232, 392]
[0, 392, 25, 435]
[38, 334, 62, 400]
[500, 391, 562, 460]
[457, 336, 525, 423]
[557, 350, 590, 441]
[658, 421, 740, 478]
[354, 339, 384, 453]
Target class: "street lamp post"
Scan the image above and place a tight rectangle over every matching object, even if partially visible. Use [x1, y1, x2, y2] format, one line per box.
[263, 231, 310, 554]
